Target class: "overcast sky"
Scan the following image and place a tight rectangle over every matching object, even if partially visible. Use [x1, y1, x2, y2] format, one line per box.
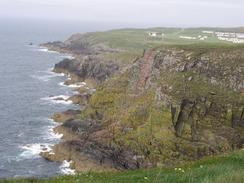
[0, 0, 243, 27]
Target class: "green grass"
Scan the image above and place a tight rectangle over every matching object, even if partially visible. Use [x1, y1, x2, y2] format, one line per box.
[1, 150, 243, 183]
[82, 27, 244, 52]
[80, 27, 244, 68]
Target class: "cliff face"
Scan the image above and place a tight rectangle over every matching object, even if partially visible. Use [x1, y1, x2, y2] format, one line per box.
[42, 33, 121, 55]
[53, 57, 119, 83]
[42, 30, 244, 170]
[43, 33, 135, 84]
[78, 45, 244, 168]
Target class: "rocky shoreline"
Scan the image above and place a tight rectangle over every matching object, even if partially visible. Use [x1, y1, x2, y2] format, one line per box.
[40, 69, 140, 172]
[39, 45, 152, 172]
[38, 42, 126, 172]
[39, 60, 105, 172]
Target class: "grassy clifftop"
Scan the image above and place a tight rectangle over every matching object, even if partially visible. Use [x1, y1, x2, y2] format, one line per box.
[45, 27, 244, 72]
[72, 27, 244, 51]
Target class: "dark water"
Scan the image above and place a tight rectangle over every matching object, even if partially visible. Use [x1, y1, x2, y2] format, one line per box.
[0, 20, 109, 178]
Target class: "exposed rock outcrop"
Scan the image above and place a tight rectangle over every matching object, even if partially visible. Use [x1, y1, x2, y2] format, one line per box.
[68, 94, 91, 105]
[53, 57, 119, 83]
[76, 45, 244, 169]
[51, 110, 81, 123]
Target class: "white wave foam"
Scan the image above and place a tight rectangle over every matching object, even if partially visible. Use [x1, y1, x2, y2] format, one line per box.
[47, 118, 55, 123]
[36, 47, 59, 54]
[62, 55, 75, 59]
[56, 73, 65, 77]
[43, 125, 63, 141]
[60, 160, 76, 175]
[41, 95, 72, 105]
[19, 143, 53, 159]
[58, 82, 66, 87]
[68, 83, 85, 88]
[59, 82, 87, 88]
[37, 48, 49, 52]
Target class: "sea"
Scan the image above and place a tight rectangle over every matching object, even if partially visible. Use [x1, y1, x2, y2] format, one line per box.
[0, 19, 118, 179]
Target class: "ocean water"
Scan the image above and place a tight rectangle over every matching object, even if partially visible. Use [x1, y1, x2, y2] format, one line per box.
[0, 20, 101, 178]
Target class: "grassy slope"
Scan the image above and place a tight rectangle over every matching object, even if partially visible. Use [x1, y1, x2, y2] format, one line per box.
[2, 150, 243, 183]
[85, 27, 244, 66]
[85, 27, 243, 51]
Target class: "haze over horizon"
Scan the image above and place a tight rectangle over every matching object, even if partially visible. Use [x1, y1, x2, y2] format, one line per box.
[0, 0, 243, 28]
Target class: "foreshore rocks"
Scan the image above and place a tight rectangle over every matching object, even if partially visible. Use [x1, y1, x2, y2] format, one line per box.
[68, 94, 91, 105]
[41, 141, 115, 172]
[51, 110, 81, 123]
[43, 110, 150, 171]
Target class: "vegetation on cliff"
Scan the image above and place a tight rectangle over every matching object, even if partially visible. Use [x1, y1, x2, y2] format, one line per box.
[39, 27, 244, 175]
[79, 44, 244, 168]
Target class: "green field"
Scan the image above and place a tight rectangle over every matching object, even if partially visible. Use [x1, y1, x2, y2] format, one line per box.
[82, 27, 244, 52]
[79, 27, 244, 67]
[1, 150, 243, 183]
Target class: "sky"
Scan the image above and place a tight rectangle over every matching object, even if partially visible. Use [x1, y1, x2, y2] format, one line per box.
[0, 0, 243, 27]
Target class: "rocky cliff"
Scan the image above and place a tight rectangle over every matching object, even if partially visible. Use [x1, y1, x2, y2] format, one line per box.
[53, 57, 119, 83]
[41, 30, 244, 171]
[42, 33, 138, 85]
[72, 44, 244, 169]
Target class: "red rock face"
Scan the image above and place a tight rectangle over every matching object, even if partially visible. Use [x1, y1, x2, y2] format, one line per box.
[137, 49, 156, 90]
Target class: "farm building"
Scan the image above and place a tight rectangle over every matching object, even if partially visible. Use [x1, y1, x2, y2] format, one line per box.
[148, 32, 164, 37]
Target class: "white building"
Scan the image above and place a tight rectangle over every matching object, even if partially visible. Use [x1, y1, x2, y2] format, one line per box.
[202, 31, 214, 34]
[148, 32, 164, 37]
[236, 33, 244, 39]
[215, 32, 244, 43]
[179, 36, 197, 40]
